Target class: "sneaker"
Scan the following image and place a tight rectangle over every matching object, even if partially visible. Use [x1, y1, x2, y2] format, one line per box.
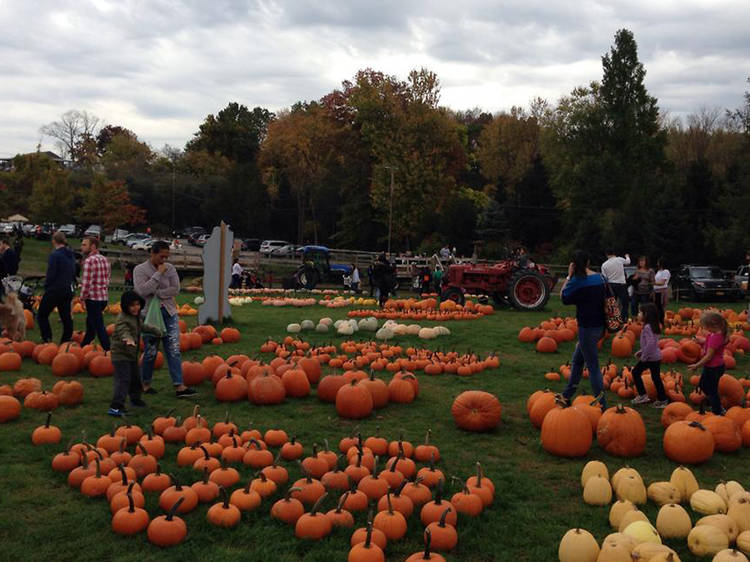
[176, 387, 197, 398]
[108, 407, 125, 417]
[143, 387, 158, 395]
[130, 398, 147, 407]
[652, 400, 669, 409]
[631, 394, 651, 405]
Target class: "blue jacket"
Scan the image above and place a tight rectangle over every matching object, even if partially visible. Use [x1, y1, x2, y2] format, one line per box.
[44, 246, 76, 292]
[562, 273, 606, 328]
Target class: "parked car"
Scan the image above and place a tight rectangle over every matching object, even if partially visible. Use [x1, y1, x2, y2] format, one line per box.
[272, 244, 299, 256]
[674, 265, 743, 301]
[735, 265, 749, 296]
[193, 234, 209, 247]
[111, 228, 130, 244]
[58, 224, 77, 237]
[34, 224, 55, 240]
[125, 233, 151, 248]
[242, 238, 261, 252]
[22, 223, 36, 236]
[131, 238, 153, 251]
[260, 240, 290, 255]
[180, 226, 205, 239]
[0, 222, 15, 234]
[84, 224, 102, 238]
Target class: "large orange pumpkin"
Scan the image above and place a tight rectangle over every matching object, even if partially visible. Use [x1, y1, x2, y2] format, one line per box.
[89, 355, 115, 377]
[540, 401, 592, 457]
[451, 391, 501, 432]
[535, 337, 558, 353]
[335, 381, 373, 419]
[0, 395, 21, 422]
[596, 405, 646, 457]
[220, 327, 240, 343]
[51, 352, 79, 376]
[701, 415, 741, 453]
[0, 351, 22, 371]
[663, 420, 714, 464]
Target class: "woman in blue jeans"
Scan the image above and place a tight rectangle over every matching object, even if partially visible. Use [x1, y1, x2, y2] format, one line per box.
[560, 250, 607, 410]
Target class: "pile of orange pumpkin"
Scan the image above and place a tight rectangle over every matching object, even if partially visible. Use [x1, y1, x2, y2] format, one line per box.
[347, 297, 494, 321]
[526, 381, 750, 464]
[42, 413, 492, 557]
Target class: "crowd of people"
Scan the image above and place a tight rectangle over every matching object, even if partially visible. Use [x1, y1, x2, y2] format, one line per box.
[561, 249, 731, 416]
[5, 232, 198, 417]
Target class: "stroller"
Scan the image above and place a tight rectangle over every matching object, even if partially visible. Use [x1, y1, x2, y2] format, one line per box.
[3, 275, 44, 313]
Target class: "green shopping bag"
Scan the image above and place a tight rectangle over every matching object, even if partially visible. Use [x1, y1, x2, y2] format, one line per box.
[143, 298, 166, 337]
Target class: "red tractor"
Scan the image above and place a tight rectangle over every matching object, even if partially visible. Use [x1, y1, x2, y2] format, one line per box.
[440, 260, 556, 311]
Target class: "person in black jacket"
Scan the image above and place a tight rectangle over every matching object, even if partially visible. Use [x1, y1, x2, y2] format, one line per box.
[0, 239, 18, 275]
[38, 231, 76, 343]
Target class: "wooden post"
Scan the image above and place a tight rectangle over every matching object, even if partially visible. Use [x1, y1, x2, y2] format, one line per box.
[218, 221, 226, 322]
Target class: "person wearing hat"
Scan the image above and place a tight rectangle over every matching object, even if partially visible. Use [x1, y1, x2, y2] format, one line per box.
[108, 290, 146, 416]
[38, 231, 76, 343]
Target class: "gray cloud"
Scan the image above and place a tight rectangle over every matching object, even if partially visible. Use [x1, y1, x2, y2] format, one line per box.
[1, 0, 748, 155]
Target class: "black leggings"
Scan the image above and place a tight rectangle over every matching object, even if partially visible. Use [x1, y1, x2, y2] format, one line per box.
[631, 360, 667, 401]
[81, 300, 111, 350]
[699, 365, 724, 415]
[37, 288, 73, 344]
[111, 360, 142, 409]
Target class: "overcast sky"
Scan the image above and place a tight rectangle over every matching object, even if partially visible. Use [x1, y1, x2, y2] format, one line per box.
[2, 0, 749, 155]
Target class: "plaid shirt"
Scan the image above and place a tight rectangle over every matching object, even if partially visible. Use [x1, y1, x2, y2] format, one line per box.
[80, 251, 111, 301]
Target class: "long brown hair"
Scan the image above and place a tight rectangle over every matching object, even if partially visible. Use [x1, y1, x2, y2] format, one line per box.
[639, 303, 661, 334]
[700, 311, 729, 343]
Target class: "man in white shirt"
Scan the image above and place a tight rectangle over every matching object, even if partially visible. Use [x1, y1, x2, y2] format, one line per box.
[601, 250, 630, 321]
[231, 259, 243, 289]
[350, 264, 360, 293]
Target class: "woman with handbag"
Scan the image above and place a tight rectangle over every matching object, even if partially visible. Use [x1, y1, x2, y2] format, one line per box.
[560, 250, 607, 411]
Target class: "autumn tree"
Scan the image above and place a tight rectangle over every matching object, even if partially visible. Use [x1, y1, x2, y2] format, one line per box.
[29, 167, 74, 223]
[78, 175, 146, 230]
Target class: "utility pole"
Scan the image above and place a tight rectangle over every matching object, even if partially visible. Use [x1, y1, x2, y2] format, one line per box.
[171, 162, 176, 235]
[383, 165, 396, 255]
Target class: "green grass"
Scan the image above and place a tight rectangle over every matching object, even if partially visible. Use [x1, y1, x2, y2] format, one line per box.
[1, 292, 749, 561]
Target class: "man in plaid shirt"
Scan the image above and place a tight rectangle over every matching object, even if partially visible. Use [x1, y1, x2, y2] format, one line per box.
[80, 236, 111, 350]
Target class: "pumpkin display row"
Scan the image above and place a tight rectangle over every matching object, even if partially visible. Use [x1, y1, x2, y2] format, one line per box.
[286, 317, 453, 341]
[345, 297, 494, 322]
[45, 419, 493, 557]
[527, 390, 750, 463]
[559, 461, 750, 561]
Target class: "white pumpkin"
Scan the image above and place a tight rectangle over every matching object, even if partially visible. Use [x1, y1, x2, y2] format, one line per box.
[418, 327, 437, 339]
[584, 475, 613, 506]
[337, 323, 354, 336]
[319, 317, 333, 326]
[315, 323, 329, 333]
[286, 323, 301, 334]
[670, 466, 699, 502]
[582, 460, 609, 488]
[687, 525, 729, 557]
[713, 549, 749, 562]
[656, 503, 692, 539]
[300, 320, 315, 331]
[618, 509, 649, 532]
[406, 324, 421, 335]
[194, 296, 205, 305]
[696, 514, 739, 543]
[609, 500, 636, 529]
[623, 521, 661, 545]
[648, 482, 681, 506]
[375, 327, 393, 340]
[559, 528, 600, 562]
[691, 490, 728, 515]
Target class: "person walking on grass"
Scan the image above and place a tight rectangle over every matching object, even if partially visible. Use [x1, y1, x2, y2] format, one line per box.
[38, 231, 76, 344]
[630, 303, 669, 408]
[80, 236, 111, 350]
[653, 258, 670, 324]
[601, 250, 630, 321]
[108, 291, 146, 417]
[560, 250, 607, 411]
[0, 239, 19, 276]
[688, 311, 729, 415]
[134, 240, 196, 398]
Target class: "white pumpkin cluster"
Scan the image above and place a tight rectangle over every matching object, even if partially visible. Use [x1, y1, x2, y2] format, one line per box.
[285, 316, 452, 340]
[227, 296, 251, 306]
[560, 461, 750, 561]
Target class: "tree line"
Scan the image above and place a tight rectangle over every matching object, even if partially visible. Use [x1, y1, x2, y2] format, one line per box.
[1, 29, 748, 266]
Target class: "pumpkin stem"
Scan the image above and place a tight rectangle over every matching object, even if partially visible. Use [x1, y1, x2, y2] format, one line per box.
[44, 412, 52, 428]
[119, 464, 128, 485]
[220, 485, 230, 509]
[94, 456, 101, 478]
[312, 443, 318, 458]
[284, 486, 303, 501]
[166, 496, 185, 521]
[199, 445, 210, 460]
[309, 492, 327, 516]
[476, 462, 484, 488]
[364, 518, 373, 549]
[167, 473, 178, 489]
[438, 506, 452, 527]
[385, 490, 394, 514]
[423, 528, 433, 559]
[434, 478, 444, 503]
[336, 491, 349, 512]
[202, 467, 210, 484]
[424, 428, 431, 445]
[126, 482, 136, 512]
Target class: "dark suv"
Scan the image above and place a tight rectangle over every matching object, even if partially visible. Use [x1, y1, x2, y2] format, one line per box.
[674, 265, 743, 301]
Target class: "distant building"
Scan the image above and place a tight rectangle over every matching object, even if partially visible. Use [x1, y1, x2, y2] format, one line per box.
[0, 151, 73, 171]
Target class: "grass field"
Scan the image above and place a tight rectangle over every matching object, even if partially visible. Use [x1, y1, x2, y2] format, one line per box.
[2, 245, 749, 560]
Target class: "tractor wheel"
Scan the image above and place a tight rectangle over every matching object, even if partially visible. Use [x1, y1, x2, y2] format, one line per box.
[440, 287, 465, 306]
[296, 266, 320, 290]
[507, 269, 549, 311]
